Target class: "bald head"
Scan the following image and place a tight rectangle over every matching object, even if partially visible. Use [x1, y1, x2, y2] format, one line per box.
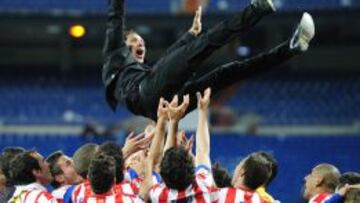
[314, 164, 341, 191]
[303, 163, 341, 200]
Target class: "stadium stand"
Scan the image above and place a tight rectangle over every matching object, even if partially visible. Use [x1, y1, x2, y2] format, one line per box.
[0, 0, 359, 14]
[0, 70, 358, 125]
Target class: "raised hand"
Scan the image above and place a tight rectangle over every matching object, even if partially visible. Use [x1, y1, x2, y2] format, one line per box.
[122, 132, 153, 160]
[197, 87, 211, 110]
[167, 95, 190, 122]
[189, 6, 202, 36]
[157, 97, 169, 119]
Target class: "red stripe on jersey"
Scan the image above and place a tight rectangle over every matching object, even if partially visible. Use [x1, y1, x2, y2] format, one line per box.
[23, 191, 32, 203]
[159, 187, 169, 202]
[43, 191, 54, 200]
[313, 193, 330, 203]
[35, 191, 44, 203]
[225, 188, 236, 203]
[85, 181, 92, 199]
[130, 182, 139, 194]
[244, 191, 253, 203]
[177, 191, 186, 200]
[193, 183, 206, 203]
[73, 184, 82, 201]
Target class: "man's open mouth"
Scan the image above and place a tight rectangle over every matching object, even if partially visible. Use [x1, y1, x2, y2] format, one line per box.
[136, 49, 144, 56]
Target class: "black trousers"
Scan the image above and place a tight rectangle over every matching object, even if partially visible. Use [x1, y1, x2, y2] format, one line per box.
[138, 5, 297, 119]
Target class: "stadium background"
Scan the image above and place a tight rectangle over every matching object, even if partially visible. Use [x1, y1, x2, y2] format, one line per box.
[0, 0, 360, 202]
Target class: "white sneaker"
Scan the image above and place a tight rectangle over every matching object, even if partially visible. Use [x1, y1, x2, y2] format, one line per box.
[290, 12, 315, 52]
[251, 0, 276, 14]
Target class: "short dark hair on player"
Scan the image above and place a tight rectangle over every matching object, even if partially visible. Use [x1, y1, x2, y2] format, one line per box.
[258, 151, 278, 186]
[98, 142, 124, 183]
[88, 153, 116, 194]
[160, 147, 195, 191]
[339, 172, 360, 188]
[10, 151, 41, 185]
[0, 147, 26, 186]
[242, 152, 272, 190]
[212, 163, 232, 188]
[46, 151, 64, 189]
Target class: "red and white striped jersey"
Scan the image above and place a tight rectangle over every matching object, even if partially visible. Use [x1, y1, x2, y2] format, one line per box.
[9, 182, 56, 203]
[114, 180, 139, 195]
[309, 193, 332, 203]
[217, 187, 266, 203]
[71, 180, 91, 203]
[52, 185, 71, 203]
[72, 179, 140, 203]
[124, 167, 163, 190]
[149, 165, 217, 203]
[82, 190, 144, 203]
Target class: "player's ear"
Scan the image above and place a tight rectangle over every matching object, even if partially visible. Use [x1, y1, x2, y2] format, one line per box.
[315, 176, 324, 187]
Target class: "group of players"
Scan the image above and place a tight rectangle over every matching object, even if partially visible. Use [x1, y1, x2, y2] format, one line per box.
[1, 0, 359, 202]
[1, 89, 360, 203]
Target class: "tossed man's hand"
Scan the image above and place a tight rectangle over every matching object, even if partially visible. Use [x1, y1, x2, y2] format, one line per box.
[189, 6, 202, 36]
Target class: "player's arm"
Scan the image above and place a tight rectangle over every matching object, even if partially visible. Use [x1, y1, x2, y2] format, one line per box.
[164, 6, 202, 55]
[139, 98, 169, 201]
[163, 95, 190, 154]
[151, 98, 169, 172]
[195, 88, 211, 168]
[122, 131, 153, 161]
[323, 184, 360, 203]
[102, 0, 136, 89]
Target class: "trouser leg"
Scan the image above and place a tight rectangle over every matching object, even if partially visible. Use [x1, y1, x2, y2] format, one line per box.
[177, 41, 297, 113]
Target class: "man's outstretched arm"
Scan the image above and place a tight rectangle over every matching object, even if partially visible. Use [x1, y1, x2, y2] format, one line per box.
[102, 0, 135, 83]
[164, 6, 203, 55]
[103, 0, 126, 57]
[195, 88, 211, 168]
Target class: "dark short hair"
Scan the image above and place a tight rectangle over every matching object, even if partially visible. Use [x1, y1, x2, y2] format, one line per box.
[46, 151, 64, 189]
[242, 153, 272, 190]
[98, 142, 124, 183]
[160, 147, 195, 191]
[0, 147, 26, 186]
[73, 143, 98, 179]
[88, 153, 115, 194]
[258, 151, 278, 186]
[10, 151, 41, 185]
[212, 163, 232, 188]
[339, 172, 360, 188]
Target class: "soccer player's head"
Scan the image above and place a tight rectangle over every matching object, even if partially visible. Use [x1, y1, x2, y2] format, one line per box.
[0, 146, 25, 186]
[125, 29, 146, 64]
[338, 172, 360, 188]
[303, 163, 340, 200]
[98, 142, 124, 183]
[88, 153, 116, 194]
[10, 150, 53, 186]
[46, 151, 80, 188]
[212, 163, 232, 188]
[258, 151, 278, 186]
[160, 146, 195, 191]
[232, 152, 272, 190]
[73, 143, 99, 179]
[344, 188, 360, 203]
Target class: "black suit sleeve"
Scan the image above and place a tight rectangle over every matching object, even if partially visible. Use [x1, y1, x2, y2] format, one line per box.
[164, 32, 196, 55]
[102, 0, 135, 87]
